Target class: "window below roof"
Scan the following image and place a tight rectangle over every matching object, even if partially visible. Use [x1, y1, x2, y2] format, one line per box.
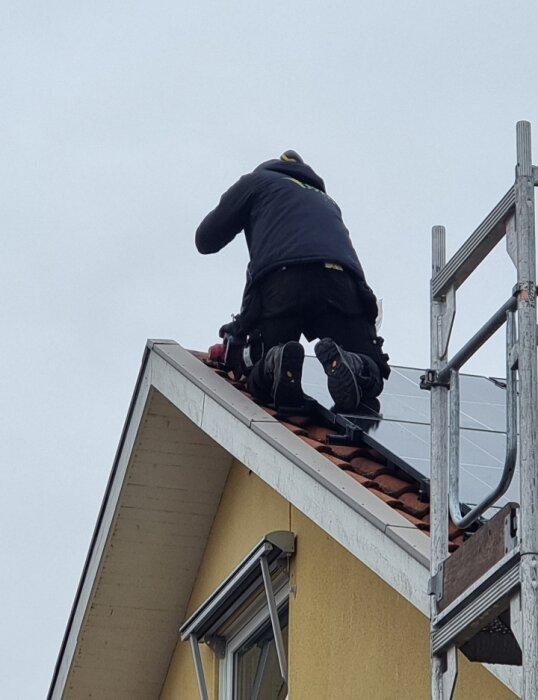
[219, 583, 289, 700]
[180, 532, 294, 700]
[235, 614, 288, 699]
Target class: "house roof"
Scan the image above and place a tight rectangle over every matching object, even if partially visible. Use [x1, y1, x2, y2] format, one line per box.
[48, 340, 520, 699]
[203, 356, 468, 550]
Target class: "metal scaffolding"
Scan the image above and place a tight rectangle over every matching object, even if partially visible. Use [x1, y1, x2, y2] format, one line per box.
[425, 121, 538, 699]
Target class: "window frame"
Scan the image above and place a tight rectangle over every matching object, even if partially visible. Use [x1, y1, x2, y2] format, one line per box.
[219, 578, 289, 699]
[179, 532, 294, 700]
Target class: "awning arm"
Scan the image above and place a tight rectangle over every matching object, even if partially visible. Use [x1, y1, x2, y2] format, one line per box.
[260, 554, 288, 682]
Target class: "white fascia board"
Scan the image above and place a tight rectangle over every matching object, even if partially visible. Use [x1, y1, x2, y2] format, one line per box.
[149, 341, 276, 428]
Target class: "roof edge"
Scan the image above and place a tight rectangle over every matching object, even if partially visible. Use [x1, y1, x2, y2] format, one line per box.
[48, 343, 154, 699]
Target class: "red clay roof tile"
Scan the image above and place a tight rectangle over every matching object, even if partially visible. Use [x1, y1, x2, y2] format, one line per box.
[200, 355, 467, 550]
[395, 492, 430, 519]
[374, 474, 416, 498]
[449, 539, 463, 553]
[279, 420, 308, 436]
[299, 436, 333, 453]
[301, 424, 335, 443]
[396, 510, 430, 530]
[214, 369, 230, 378]
[343, 471, 377, 488]
[349, 457, 389, 479]
[324, 453, 354, 470]
[368, 489, 403, 508]
[327, 444, 370, 461]
[282, 414, 312, 429]
[422, 514, 462, 540]
[366, 448, 387, 464]
[448, 520, 464, 541]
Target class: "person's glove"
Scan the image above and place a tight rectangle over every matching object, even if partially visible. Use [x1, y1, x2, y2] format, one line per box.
[219, 315, 242, 339]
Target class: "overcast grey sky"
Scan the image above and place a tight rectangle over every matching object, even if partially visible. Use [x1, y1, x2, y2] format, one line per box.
[2, 2, 538, 697]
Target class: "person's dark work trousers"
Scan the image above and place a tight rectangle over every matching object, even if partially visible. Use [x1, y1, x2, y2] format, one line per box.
[245, 264, 383, 401]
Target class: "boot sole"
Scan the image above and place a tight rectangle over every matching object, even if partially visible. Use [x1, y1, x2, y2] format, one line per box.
[273, 342, 305, 409]
[315, 339, 361, 413]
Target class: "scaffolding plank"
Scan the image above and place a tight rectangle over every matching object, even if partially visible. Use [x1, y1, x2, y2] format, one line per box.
[432, 563, 519, 653]
[439, 503, 517, 612]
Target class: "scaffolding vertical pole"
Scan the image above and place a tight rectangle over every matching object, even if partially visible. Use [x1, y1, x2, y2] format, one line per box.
[515, 120, 538, 699]
[430, 226, 455, 699]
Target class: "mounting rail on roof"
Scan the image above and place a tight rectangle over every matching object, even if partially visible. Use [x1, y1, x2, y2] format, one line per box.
[425, 121, 538, 700]
[317, 402, 433, 500]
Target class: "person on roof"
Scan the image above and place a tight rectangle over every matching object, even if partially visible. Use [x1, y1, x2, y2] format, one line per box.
[195, 150, 390, 413]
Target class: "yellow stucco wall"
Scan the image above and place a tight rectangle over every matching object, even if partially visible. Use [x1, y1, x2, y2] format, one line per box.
[160, 460, 290, 700]
[288, 508, 516, 700]
[160, 460, 517, 700]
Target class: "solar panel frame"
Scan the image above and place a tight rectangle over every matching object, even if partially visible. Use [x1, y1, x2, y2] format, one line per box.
[302, 356, 519, 512]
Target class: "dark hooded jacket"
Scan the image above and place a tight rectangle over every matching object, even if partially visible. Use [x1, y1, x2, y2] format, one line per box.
[195, 158, 379, 323]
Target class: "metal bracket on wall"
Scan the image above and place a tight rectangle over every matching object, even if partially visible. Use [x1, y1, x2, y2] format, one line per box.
[206, 635, 226, 659]
[428, 562, 445, 603]
[504, 508, 518, 553]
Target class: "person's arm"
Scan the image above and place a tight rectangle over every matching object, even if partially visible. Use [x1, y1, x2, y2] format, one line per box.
[195, 173, 254, 254]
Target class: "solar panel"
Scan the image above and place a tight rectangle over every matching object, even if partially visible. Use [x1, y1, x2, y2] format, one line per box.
[302, 356, 519, 512]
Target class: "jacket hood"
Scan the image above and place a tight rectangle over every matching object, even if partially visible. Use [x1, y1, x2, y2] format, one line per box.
[254, 159, 326, 192]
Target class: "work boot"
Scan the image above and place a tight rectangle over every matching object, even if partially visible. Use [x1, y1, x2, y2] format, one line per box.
[264, 341, 305, 409]
[314, 338, 364, 413]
